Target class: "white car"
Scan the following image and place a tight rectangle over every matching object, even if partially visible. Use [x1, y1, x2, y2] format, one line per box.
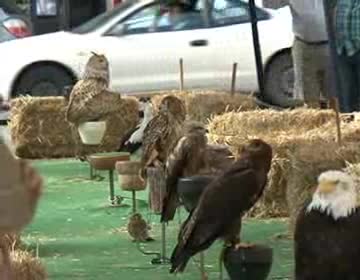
[0, 0, 294, 108]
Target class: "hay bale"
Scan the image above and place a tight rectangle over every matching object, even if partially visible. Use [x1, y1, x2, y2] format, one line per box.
[0, 234, 22, 251]
[207, 108, 360, 218]
[9, 96, 139, 159]
[2, 250, 47, 280]
[151, 90, 258, 123]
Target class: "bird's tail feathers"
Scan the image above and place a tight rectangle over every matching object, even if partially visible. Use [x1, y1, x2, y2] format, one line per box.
[160, 194, 178, 223]
[170, 244, 192, 274]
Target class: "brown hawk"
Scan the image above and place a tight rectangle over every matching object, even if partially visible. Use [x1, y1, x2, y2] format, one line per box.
[169, 139, 273, 274]
[139, 95, 186, 180]
[65, 52, 122, 125]
[161, 121, 208, 223]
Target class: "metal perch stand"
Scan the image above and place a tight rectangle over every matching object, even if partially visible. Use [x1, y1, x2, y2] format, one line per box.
[136, 166, 170, 265]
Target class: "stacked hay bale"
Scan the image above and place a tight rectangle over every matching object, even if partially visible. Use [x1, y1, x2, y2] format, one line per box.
[9, 96, 139, 159]
[208, 109, 360, 220]
[0, 249, 47, 279]
[151, 90, 258, 123]
[0, 234, 22, 251]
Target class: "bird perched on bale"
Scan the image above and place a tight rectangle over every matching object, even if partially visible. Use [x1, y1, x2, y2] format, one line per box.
[127, 213, 154, 243]
[169, 139, 273, 274]
[117, 98, 154, 154]
[65, 52, 122, 125]
[294, 170, 360, 280]
[139, 95, 186, 180]
[161, 121, 208, 223]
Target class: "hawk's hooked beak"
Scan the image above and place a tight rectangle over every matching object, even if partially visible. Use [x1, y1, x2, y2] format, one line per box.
[317, 181, 337, 194]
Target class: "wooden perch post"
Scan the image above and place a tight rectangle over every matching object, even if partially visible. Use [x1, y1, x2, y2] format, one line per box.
[179, 58, 184, 92]
[231, 63, 238, 95]
[329, 97, 342, 146]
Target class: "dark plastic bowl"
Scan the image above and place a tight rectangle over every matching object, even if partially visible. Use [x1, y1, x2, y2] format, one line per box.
[177, 175, 215, 212]
[223, 244, 273, 280]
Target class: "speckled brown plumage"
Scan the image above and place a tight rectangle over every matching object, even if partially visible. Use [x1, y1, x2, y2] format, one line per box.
[140, 95, 186, 179]
[65, 53, 122, 125]
[127, 213, 154, 242]
[161, 121, 208, 223]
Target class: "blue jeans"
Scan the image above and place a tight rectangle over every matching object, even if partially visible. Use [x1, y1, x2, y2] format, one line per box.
[336, 51, 360, 112]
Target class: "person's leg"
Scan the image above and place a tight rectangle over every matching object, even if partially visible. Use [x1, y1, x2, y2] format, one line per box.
[315, 44, 331, 103]
[352, 51, 360, 112]
[292, 38, 305, 101]
[300, 42, 323, 108]
[336, 53, 356, 112]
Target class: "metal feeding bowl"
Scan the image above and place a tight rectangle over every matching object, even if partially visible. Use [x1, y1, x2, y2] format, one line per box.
[223, 244, 273, 280]
[177, 175, 215, 212]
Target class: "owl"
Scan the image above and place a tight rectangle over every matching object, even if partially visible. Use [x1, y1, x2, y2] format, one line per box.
[161, 121, 208, 222]
[65, 52, 122, 125]
[127, 213, 154, 242]
[140, 95, 186, 179]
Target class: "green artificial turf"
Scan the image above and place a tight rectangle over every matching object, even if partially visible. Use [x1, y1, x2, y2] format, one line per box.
[22, 159, 294, 279]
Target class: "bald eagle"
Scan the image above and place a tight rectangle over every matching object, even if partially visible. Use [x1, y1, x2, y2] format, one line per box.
[170, 139, 273, 274]
[294, 170, 360, 280]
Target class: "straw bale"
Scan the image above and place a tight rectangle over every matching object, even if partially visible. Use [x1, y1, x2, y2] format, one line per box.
[2, 250, 47, 280]
[8, 96, 139, 159]
[207, 108, 360, 218]
[151, 90, 258, 123]
[0, 234, 22, 251]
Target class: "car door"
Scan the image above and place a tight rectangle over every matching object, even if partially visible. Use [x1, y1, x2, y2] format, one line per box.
[93, 2, 226, 93]
[198, 0, 271, 92]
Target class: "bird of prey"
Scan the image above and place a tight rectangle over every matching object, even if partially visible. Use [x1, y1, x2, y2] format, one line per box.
[127, 213, 154, 243]
[139, 95, 186, 180]
[161, 121, 208, 223]
[117, 98, 154, 154]
[170, 139, 273, 274]
[65, 52, 122, 125]
[294, 170, 360, 280]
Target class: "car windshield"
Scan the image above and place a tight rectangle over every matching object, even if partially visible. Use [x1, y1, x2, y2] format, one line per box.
[0, 0, 25, 15]
[71, 1, 136, 34]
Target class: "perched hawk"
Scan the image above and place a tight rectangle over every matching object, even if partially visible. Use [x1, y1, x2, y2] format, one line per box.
[295, 170, 360, 280]
[170, 139, 273, 274]
[117, 98, 154, 154]
[199, 144, 235, 175]
[139, 95, 186, 179]
[161, 121, 208, 223]
[65, 52, 122, 125]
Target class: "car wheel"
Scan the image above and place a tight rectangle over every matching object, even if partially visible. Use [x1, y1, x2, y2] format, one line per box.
[13, 65, 75, 97]
[263, 51, 301, 108]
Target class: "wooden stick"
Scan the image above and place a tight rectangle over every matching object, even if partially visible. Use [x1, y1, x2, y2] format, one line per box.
[179, 58, 184, 92]
[329, 97, 342, 146]
[231, 63, 238, 95]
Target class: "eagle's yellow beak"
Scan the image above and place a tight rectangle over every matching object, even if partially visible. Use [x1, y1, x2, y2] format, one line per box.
[317, 181, 337, 194]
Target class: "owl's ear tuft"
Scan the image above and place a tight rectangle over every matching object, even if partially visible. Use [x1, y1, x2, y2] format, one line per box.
[91, 51, 99, 56]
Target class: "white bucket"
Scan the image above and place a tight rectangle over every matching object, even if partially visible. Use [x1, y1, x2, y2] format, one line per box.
[78, 121, 107, 145]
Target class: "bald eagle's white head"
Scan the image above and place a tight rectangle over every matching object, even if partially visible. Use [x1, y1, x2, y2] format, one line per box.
[307, 170, 357, 220]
